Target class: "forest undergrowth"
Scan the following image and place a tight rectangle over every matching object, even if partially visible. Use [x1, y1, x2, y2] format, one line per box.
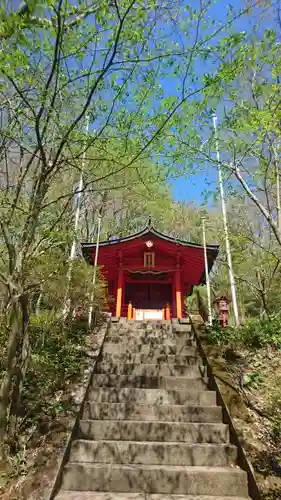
[203, 317, 281, 499]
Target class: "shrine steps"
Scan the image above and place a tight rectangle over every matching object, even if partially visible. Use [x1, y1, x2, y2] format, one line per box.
[102, 341, 197, 355]
[55, 494, 250, 500]
[69, 440, 237, 466]
[94, 362, 204, 378]
[59, 463, 248, 497]
[54, 320, 251, 499]
[77, 420, 230, 443]
[83, 403, 223, 423]
[87, 387, 216, 405]
[91, 374, 206, 390]
[101, 353, 200, 364]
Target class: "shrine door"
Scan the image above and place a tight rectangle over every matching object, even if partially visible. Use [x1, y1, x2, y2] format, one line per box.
[125, 282, 172, 310]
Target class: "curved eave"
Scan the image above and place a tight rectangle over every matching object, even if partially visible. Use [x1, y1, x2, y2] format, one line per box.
[81, 224, 219, 252]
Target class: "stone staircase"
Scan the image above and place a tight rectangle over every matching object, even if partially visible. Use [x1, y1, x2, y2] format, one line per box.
[55, 320, 251, 500]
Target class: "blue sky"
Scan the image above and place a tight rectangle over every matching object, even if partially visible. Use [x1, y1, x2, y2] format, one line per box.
[172, 167, 218, 204]
[169, 0, 266, 205]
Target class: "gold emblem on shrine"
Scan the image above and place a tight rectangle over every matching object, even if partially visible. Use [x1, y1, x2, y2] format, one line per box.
[145, 240, 154, 248]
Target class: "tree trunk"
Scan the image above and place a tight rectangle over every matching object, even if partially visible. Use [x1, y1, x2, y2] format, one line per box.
[9, 293, 30, 425]
[256, 270, 270, 319]
[0, 297, 21, 460]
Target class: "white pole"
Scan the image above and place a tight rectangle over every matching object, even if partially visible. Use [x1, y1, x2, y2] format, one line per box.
[88, 215, 101, 329]
[212, 113, 240, 327]
[273, 145, 281, 232]
[276, 163, 281, 232]
[63, 115, 89, 317]
[275, 77, 281, 232]
[201, 217, 212, 326]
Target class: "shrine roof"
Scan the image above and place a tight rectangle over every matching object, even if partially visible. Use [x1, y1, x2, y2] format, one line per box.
[81, 225, 219, 259]
[81, 224, 219, 286]
[82, 225, 218, 250]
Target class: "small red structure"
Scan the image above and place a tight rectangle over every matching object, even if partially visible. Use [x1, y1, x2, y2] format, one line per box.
[82, 223, 219, 320]
[214, 296, 230, 328]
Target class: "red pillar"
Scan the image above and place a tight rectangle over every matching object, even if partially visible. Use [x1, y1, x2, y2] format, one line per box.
[172, 274, 176, 318]
[175, 267, 182, 319]
[115, 267, 123, 317]
[128, 302, 132, 320]
[165, 303, 171, 320]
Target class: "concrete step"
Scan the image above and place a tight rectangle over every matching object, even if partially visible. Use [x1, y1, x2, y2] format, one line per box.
[105, 335, 177, 342]
[70, 440, 236, 467]
[78, 420, 229, 443]
[107, 326, 174, 333]
[102, 343, 197, 356]
[91, 374, 207, 390]
[103, 333, 194, 346]
[95, 363, 204, 378]
[104, 337, 194, 347]
[61, 463, 249, 496]
[101, 353, 200, 365]
[111, 322, 172, 330]
[83, 403, 222, 423]
[56, 493, 250, 500]
[112, 319, 171, 325]
[172, 324, 192, 333]
[88, 388, 217, 405]
[106, 330, 193, 341]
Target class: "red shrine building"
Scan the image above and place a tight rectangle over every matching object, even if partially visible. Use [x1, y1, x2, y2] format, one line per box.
[82, 224, 219, 320]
